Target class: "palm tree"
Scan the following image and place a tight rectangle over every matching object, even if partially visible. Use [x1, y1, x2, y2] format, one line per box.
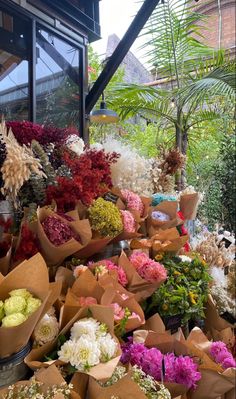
[108, 0, 235, 189]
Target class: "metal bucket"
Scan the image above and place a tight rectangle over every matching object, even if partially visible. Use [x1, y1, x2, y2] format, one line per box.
[0, 342, 31, 388]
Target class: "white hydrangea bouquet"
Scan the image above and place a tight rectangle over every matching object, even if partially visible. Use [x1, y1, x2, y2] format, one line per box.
[25, 305, 121, 380]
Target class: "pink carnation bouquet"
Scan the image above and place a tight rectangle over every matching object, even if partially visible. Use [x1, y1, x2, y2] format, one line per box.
[129, 251, 167, 284]
[120, 210, 136, 233]
[121, 189, 144, 216]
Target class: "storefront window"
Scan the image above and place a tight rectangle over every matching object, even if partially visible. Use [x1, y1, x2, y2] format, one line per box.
[0, 10, 29, 120]
[36, 28, 81, 128]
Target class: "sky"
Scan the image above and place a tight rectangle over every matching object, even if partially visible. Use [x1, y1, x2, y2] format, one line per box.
[92, 0, 145, 60]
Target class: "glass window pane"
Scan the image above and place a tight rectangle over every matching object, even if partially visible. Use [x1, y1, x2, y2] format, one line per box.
[36, 28, 80, 129]
[0, 11, 29, 121]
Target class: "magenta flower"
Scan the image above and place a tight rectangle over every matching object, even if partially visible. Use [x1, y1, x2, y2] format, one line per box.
[210, 341, 236, 369]
[141, 348, 163, 380]
[121, 210, 136, 233]
[163, 353, 176, 383]
[129, 343, 147, 367]
[120, 337, 133, 364]
[174, 355, 201, 389]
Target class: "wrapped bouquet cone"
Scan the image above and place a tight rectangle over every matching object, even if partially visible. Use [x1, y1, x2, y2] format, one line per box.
[36, 207, 92, 266]
[179, 193, 199, 220]
[147, 201, 181, 237]
[0, 253, 59, 358]
[25, 305, 121, 380]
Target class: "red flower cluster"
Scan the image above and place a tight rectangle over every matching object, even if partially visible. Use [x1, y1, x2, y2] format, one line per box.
[14, 223, 40, 261]
[46, 149, 119, 211]
[42, 216, 80, 246]
[177, 211, 190, 252]
[6, 121, 78, 147]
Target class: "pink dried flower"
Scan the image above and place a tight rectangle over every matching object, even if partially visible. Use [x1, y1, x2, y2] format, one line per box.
[42, 215, 80, 246]
[78, 296, 97, 306]
[120, 210, 136, 233]
[121, 189, 144, 216]
[174, 355, 201, 389]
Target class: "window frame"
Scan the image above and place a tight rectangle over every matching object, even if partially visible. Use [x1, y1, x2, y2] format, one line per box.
[0, 0, 87, 138]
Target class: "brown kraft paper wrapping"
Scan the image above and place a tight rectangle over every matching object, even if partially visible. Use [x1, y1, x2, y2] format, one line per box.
[118, 251, 163, 301]
[88, 372, 148, 399]
[151, 228, 189, 256]
[133, 330, 189, 398]
[185, 328, 236, 399]
[0, 233, 13, 276]
[36, 207, 92, 266]
[0, 364, 81, 399]
[0, 253, 51, 358]
[25, 305, 121, 380]
[147, 201, 181, 237]
[179, 193, 199, 220]
[205, 294, 234, 333]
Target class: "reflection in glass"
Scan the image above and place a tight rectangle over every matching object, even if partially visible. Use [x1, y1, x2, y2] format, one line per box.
[0, 11, 29, 120]
[36, 28, 80, 129]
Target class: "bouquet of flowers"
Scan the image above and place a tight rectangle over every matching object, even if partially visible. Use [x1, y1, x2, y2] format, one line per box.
[144, 254, 211, 327]
[36, 207, 91, 266]
[89, 257, 128, 288]
[185, 328, 236, 399]
[147, 201, 181, 237]
[25, 305, 121, 380]
[88, 366, 171, 399]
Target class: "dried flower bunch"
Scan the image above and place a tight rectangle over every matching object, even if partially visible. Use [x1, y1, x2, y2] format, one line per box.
[42, 216, 80, 246]
[2, 378, 73, 399]
[0, 120, 45, 205]
[94, 138, 154, 196]
[193, 232, 235, 269]
[102, 365, 171, 399]
[210, 266, 236, 319]
[88, 197, 123, 238]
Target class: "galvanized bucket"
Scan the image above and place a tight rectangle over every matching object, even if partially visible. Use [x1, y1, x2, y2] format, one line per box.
[0, 342, 31, 388]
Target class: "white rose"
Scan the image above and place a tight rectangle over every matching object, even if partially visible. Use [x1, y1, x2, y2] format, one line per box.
[98, 333, 118, 362]
[70, 317, 100, 340]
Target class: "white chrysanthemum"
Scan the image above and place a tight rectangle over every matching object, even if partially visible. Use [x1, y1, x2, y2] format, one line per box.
[178, 255, 192, 263]
[58, 339, 76, 364]
[70, 336, 101, 371]
[34, 314, 59, 346]
[98, 333, 117, 362]
[70, 317, 100, 340]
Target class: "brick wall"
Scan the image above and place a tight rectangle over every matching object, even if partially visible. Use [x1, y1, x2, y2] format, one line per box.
[194, 0, 235, 50]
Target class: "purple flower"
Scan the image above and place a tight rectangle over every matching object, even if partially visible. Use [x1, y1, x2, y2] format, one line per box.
[174, 356, 201, 389]
[210, 341, 236, 369]
[129, 343, 147, 367]
[141, 348, 163, 380]
[222, 357, 236, 369]
[120, 338, 133, 364]
[163, 353, 176, 383]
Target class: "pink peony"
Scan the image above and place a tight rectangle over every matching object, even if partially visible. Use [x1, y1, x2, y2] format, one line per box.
[129, 251, 150, 270]
[121, 189, 144, 216]
[120, 210, 136, 233]
[130, 252, 167, 283]
[78, 296, 97, 306]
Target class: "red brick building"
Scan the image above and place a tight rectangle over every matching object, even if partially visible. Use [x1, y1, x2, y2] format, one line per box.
[194, 0, 235, 51]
